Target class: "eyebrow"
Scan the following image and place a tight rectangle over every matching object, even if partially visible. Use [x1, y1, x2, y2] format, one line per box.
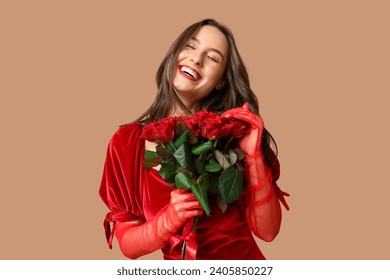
[191, 36, 225, 60]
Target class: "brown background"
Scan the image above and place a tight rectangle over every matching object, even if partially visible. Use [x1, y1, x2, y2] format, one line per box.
[1, 1, 389, 260]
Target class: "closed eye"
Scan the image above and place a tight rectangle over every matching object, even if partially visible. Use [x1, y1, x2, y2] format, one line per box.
[207, 55, 218, 62]
[186, 44, 195, 49]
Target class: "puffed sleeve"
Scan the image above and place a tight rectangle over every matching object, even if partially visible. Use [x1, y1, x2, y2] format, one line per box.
[99, 123, 145, 248]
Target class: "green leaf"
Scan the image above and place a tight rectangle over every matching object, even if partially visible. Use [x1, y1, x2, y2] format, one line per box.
[158, 163, 176, 183]
[178, 120, 198, 145]
[215, 150, 230, 169]
[207, 155, 216, 163]
[145, 150, 158, 159]
[191, 140, 213, 155]
[174, 171, 195, 190]
[199, 173, 210, 189]
[218, 166, 243, 204]
[165, 141, 176, 154]
[229, 149, 238, 165]
[173, 143, 194, 172]
[233, 148, 246, 161]
[162, 156, 175, 165]
[192, 183, 211, 216]
[175, 167, 193, 179]
[204, 162, 222, 172]
[196, 157, 205, 175]
[174, 129, 190, 149]
[198, 174, 205, 186]
[143, 157, 162, 170]
[216, 194, 228, 213]
[156, 144, 172, 159]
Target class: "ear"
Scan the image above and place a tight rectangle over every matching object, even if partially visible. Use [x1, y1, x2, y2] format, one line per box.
[216, 80, 225, 90]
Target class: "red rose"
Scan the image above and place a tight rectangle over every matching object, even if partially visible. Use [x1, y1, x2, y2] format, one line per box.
[201, 116, 226, 139]
[182, 111, 222, 139]
[181, 111, 220, 137]
[223, 118, 250, 138]
[184, 111, 245, 140]
[141, 117, 177, 143]
[181, 116, 201, 137]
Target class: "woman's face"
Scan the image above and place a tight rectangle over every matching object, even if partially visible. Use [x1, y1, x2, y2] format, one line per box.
[173, 25, 229, 110]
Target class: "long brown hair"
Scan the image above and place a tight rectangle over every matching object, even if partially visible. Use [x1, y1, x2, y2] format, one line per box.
[134, 19, 278, 166]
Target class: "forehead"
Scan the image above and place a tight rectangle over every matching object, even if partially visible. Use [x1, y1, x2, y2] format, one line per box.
[191, 25, 229, 56]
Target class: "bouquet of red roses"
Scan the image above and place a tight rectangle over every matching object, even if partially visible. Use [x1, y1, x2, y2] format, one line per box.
[141, 110, 251, 216]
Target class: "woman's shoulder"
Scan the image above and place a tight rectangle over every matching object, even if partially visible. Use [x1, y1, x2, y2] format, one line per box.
[116, 122, 143, 135]
[108, 122, 144, 148]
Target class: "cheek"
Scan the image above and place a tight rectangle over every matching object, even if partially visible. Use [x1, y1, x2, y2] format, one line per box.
[176, 50, 188, 62]
[208, 66, 225, 84]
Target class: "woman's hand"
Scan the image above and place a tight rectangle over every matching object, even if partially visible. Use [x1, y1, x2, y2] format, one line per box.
[115, 188, 203, 259]
[165, 188, 203, 232]
[222, 103, 264, 156]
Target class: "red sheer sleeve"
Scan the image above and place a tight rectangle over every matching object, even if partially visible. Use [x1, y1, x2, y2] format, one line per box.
[99, 123, 145, 248]
[269, 151, 290, 211]
[237, 151, 289, 211]
[237, 150, 289, 241]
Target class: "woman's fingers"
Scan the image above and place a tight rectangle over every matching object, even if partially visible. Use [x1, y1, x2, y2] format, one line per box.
[185, 209, 204, 219]
[169, 189, 203, 221]
[223, 102, 250, 117]
[222, 108, 263, 129]
[171, 189, 199, 203]
[173, 203, 203, 221]
[221, 104, 265, 156]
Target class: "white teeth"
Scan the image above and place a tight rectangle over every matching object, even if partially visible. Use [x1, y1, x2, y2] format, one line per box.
[181, 66, 198, 79]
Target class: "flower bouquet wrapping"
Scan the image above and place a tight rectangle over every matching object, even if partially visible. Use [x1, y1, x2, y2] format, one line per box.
[141, 110, 251, 259]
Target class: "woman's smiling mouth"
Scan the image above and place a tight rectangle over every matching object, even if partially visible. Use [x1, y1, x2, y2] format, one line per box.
[178, 65, 201, 81]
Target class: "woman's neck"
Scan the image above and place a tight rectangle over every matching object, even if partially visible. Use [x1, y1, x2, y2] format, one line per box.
[169, 102, 196, 117]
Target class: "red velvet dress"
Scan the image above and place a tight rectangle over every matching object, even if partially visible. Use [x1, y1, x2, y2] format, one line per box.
[99, 123, 278, 260]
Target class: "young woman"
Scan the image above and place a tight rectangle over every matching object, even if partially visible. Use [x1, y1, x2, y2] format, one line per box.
[99, 19, 289, 260]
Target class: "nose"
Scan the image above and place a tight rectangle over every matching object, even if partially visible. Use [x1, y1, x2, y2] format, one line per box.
[190, 51, 202, 66]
